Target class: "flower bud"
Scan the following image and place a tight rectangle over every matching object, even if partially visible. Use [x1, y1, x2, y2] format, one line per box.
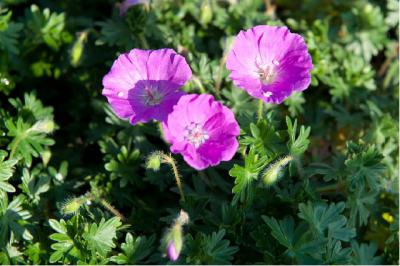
[30, 120, 55, 134]
[164, 224, 183, 261]
[262, 155, 293, 186]
[62, 197, 85, 215]
[167, 240, 179, 261]
[70, 31, 87, 67]
[200, 2, 212, 25]
[146, 151, 162, 171]
[163, 210, 189, 261]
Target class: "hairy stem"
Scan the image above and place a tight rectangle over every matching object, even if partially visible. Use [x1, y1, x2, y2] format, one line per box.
[162, 154, 185, 202]
[87, 194, 127, 221]
[100, 199, 127, 221]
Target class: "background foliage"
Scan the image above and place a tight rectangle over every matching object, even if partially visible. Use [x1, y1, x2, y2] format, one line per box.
[0, 0, 398, 264]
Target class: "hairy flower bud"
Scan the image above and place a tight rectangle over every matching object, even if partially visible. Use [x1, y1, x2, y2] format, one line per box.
[62, 197, 85, 215]
[146, 151, 162, 171]
[262, 155, 293, 186]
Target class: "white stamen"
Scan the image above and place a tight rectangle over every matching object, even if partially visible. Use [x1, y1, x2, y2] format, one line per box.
[272, 59, 280, 66]
[263, 91, 273, 98]
[117, 91, 124, 97]
[184, 123, 209, 148]
[255, 58, 280, 84]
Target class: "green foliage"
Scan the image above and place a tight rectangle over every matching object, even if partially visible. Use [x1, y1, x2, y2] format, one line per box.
[298, 202, 355, 241]
[0, 151, 17, 193]
[286, 117, 311, 157]
[0, 9, 22, 55]
[0, 0, 397, 264]
[5, 118, 55, 166]
[84, 217, 122, 257]
[111, 233, 155, 264]
[229, 148, 266, 204]
[0, 193, 32, 247]
[351, 241, 382, 265]
[24, 5, 66, 50]
[185, 229, 238, 264]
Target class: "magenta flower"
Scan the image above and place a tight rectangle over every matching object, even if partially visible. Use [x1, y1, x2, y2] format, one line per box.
[102, 48, 192, 124]
[119, 0, 149, 16]
[167, 240, 179, 261]
[163, 94, 240, 170]
[226, 25, 313, 104]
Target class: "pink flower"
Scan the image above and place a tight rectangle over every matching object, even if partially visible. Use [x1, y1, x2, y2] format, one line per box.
[102, 48, 192, 124]
[163, 94, 240, 170]
[119, 0, 149, 16]
[226, 25, 313, 104]
[167, 240, 179, 261]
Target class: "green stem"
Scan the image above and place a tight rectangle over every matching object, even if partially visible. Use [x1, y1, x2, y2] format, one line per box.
[9, 136, 22, 160]
[192, 75, 206, 94]
[158, 122, 166, 142]
[138, 33, 149, 49]
[257, 99, 264, 123]
[215, 54, 227, 97]
[316, 181, 346, 194]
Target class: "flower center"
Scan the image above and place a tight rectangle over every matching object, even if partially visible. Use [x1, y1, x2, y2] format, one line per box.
[255, 58, 280, 85]
[184, 122, 209, 148]
[142, 85, 163, 106]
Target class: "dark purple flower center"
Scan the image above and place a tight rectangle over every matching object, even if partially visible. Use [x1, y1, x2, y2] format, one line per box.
[184, 122, 209, 148]
[142, 85, 163, 106]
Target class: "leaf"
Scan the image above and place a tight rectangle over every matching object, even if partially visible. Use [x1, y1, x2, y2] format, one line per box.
[0, 193, 32, 246]
[25, 4, 66, 50]
[263, 216, 297, 250]
[263, 215, 326, 262]
[104, 146, 141, 187]
[347, 186, 377, 227]
[284, 92, 305, 117]
[298, 201, 355, 241]
[20, 168, 50, 203]
[240, 118, 284, 156]
[83, 217, 122, 257]
[309, 239, 352, 264]
[48, 218, 81, 264]
[9, 92, 54, 122]
[0, 9, 22, 54]
[0, 151, 18, 193]
[5, 118, 55, 167]
[351, 241, 382, 265]
[286, 117, 310, 156]
[345, 142, 385, 190]
[111, 233, 155, 264]
[95, 16, 134, 49]
[185, 229, 238, 265]
[229, 148, 266, 204]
